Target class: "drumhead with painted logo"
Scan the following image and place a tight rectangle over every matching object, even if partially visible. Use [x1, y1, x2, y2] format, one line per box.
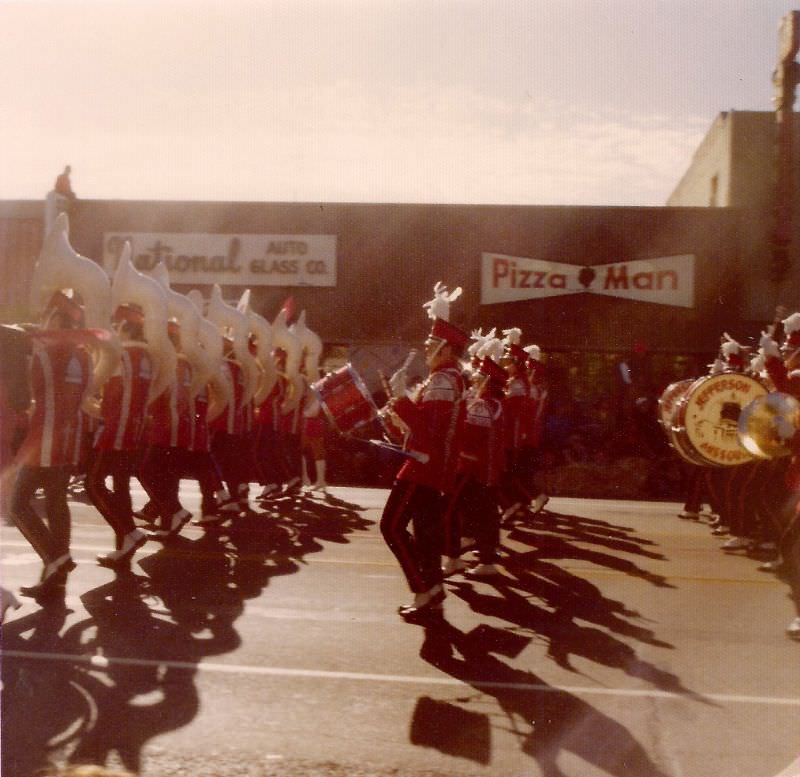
[676, 372, 767, 467]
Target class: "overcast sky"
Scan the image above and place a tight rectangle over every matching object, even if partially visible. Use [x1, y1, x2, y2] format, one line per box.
[1, 0, 797, 205]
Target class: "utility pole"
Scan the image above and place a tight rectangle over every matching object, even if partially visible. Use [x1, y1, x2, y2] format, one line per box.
[770, 11, 800, 284]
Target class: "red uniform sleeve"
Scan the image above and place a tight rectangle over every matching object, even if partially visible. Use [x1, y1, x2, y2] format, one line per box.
[392, 368, 465, 493]
[765, 355, 800, 397]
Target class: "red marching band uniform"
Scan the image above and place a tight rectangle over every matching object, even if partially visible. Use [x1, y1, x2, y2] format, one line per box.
[85, 329, 152, 566]
[761, 322, 800, 639]
[9, 288, 97, 599]
[442, 353, 508, 577]
[379, 307, 468, 617]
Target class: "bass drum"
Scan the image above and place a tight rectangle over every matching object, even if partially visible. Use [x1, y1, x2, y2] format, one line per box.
[672, 372, 767, 467]
[658, 379, 705, 465]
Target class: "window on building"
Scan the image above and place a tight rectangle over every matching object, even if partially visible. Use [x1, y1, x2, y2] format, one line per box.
[709, 174, 719, 207]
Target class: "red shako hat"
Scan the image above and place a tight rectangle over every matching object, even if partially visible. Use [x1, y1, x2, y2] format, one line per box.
[479, 356, 507, 384]
[427, 317, 469, 351]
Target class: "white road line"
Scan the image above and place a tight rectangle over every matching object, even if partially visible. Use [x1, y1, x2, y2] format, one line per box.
[2, 649, 799, 707]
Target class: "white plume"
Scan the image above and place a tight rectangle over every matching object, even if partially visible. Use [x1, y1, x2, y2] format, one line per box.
[423, 281, 462, 321]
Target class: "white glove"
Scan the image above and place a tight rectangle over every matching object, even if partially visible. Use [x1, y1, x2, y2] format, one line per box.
[775, 416, 796, 442]
[759, 332, 781, 359]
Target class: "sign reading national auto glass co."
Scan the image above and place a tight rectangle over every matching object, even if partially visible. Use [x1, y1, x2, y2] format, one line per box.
[481, 252, 695, 308]
[103, 233, 337, 287]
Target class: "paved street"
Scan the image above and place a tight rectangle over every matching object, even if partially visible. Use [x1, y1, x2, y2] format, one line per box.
[1, 485, 799, 777]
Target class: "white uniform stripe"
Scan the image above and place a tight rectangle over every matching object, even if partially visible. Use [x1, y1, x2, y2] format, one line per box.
[71, 402, 84, 466]
[113, 349, 133, 450]
[38, 350, 55, 467]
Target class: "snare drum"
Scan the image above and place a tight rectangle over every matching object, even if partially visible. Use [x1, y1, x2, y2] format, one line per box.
[312, 364, 378, 435]
[671, 372, 767, 467]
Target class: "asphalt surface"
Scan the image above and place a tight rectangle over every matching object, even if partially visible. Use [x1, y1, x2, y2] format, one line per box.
[1, 485, 799, 777]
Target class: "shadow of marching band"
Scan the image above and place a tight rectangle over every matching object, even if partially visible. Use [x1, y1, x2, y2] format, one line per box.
[1, 490, 371, 777]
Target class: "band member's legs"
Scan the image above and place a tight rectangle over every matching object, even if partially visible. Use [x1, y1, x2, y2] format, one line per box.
[466, 482, 501, 565]
[183, 450, 224, 514]
[682, 465, 705, 514]
[442, 475, 468, 559]
[10, 465, 58, 562]
[86, 450, 134, 540]
[380, 480, 443, 593]
[256, 425, 286, 490]
[211, 432, 248, 502]
[138, 445, 183, 517]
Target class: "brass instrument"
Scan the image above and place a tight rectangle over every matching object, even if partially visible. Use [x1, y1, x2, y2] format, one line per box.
[738, 392, 800, 459]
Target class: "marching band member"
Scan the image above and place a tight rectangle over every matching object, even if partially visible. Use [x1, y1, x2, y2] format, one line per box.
[85, 246, 167, 567]
[498, 327, 533, 522]
[523, 343, 549, 514]
[712, 335, 757, 549]
[442, 336, 507, 578]
[272, 308, 305, 495]
[301, 395, 328, 490]
[137, 263, 201, 539]
[254, 349, 290, 502]
[207, 285, 260, 514]
[292, 312, 327, 490]
[760, 315, 800, 639]
[185, 294, 238, 527]
[11, 214, 118, 598]
[380, 283, 467, 619]
[11, 292, 90, 597]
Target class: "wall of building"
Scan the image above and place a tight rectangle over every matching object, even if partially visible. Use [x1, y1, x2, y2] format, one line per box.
[0, 198, 744, 358]
[668, 113, 733, 207]
[667, 111, 800, 323]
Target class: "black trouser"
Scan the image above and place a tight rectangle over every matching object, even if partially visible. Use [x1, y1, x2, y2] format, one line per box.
[499, 448, 531, 510]
[211, 432, 251, 502]
[445, 474, 500, 564]
[516, 445, 542, 497]
[86, 449, 140, 542]
[380, 480, 443, 594]
[728, 462, 760, 539]
[182, 450, 224, 513]
[682, 466, 707, 513]
[138, 445, 186, 518]
[255, 425, 288, 487]
[757, 459, 793, 544]
[10, 465, 71, 563]
[704, 467, 741, 530]
[781, 508, 800, 615]
[281, 431, 302, 483]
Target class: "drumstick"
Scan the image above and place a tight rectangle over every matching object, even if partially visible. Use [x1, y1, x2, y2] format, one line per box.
[401, 349, 418, 372]
[378, 370, 392, 398]
[383, 349, 418, 397]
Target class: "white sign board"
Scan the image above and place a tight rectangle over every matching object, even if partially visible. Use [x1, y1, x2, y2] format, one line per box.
[481, 252, 695, 308]
[103, 232, 337, 287]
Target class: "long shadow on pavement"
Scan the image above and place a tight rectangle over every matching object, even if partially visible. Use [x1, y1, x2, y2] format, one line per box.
[505, 509, 673, 588]
[0, 490, 371, 777]
[414, 615, 692, 777]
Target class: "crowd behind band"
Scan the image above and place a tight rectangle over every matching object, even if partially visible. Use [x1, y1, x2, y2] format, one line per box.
[0, 215, 797, 641]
